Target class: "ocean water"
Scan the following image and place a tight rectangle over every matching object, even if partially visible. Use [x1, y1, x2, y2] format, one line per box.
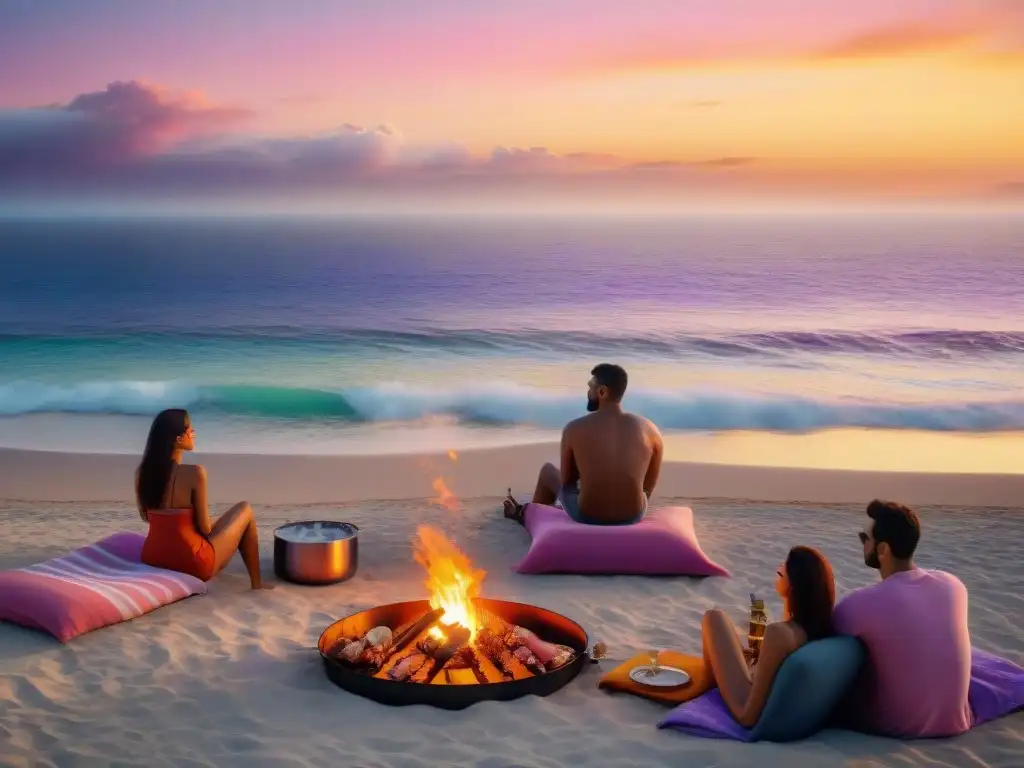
[1, 213, 1023, 460]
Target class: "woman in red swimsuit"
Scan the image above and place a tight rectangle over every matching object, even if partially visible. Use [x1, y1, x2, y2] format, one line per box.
[136, 408, 273, 589]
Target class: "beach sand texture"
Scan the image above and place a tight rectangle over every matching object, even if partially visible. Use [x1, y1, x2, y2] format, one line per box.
[2, 448, 1023, 767]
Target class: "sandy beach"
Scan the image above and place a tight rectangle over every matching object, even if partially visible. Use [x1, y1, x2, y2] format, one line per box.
[5, 0, 1024, 763]
[2, 445, 1024, 768]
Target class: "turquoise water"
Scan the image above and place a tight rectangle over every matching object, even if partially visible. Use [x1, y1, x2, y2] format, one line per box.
[2, 213, 1023, 454]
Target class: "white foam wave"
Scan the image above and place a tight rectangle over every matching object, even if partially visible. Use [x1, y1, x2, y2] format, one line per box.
[2, 379, 1023, 433]
[0, 381, 200, 416]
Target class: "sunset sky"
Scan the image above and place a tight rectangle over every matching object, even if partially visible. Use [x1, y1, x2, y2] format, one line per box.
[1, 0, 1023, 209]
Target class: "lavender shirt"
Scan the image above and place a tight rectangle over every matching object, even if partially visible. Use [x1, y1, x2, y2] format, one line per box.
[834, 568, 973, 737]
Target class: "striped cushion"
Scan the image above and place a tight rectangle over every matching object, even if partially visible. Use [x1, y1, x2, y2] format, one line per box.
[0, 532, 207, 642]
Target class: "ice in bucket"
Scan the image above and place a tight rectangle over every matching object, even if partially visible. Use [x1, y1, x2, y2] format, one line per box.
[747, 593, 769, 663]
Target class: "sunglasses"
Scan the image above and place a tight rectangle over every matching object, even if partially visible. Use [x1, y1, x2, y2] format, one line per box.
[858, 532, 869, 544]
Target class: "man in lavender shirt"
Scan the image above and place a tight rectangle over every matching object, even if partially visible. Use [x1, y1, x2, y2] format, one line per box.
[833, 500, 973, 737]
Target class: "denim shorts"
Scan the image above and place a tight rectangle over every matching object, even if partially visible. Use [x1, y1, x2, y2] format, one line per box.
[557, 485, 647, 526]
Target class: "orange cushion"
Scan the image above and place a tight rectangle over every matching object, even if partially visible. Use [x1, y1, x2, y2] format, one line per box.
[598, 650, 713, 705]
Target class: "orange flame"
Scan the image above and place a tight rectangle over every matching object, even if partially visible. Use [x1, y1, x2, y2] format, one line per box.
[428, 448, 461, 511]
[431, 477, 460, 511]
[413, 525, 485, 641]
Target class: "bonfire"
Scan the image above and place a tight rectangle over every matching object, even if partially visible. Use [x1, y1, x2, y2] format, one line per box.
[324, 525, 576, 685]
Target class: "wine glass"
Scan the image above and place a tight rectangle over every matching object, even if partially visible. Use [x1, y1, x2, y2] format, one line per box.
[646, 648, 663, 677]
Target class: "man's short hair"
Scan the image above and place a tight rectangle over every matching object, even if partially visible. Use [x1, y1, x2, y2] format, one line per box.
[591, 363, 628, 402]
[866, 500, 921, 560]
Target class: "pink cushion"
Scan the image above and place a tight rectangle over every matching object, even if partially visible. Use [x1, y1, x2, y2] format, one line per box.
[833, 568, 973, 737]
[514, 504, 729, 576]
[0, 532, 207, 643]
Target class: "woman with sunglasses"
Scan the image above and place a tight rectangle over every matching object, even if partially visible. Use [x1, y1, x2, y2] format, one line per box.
[135, 408, 273, 589]
[701, 545, 834, 727]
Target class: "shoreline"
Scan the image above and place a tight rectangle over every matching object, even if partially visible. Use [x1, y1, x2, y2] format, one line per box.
[1, 414, 1022, 477]
[3, 444, 1023, 507]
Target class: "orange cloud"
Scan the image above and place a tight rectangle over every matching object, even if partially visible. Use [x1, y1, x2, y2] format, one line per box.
[582, 10, 1023, 73]
[991, 181, 1024, 199]
[813, 23, 984, 60]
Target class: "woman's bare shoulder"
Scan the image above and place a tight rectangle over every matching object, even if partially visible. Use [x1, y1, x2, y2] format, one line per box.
[765, 621, 805, 652]
[180, 463, 208, 484]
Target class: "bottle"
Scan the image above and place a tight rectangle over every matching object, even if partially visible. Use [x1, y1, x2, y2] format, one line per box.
[747, 593, 770, 664]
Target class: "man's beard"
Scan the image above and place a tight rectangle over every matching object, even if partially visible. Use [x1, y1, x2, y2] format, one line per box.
[586, 396, 598, 412]
[864, 546, 881, 570]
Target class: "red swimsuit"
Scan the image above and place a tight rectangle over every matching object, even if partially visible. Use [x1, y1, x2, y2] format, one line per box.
[140, 466, 216, 581]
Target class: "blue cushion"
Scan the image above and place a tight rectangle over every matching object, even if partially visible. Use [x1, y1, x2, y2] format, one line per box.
[751, 635, 865, 742]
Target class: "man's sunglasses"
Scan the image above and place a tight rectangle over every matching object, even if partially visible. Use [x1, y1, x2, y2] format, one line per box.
[858, 532, 869, 544]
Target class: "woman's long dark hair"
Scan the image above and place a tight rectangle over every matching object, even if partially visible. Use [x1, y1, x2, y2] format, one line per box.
[137, 408, 190, 510]
[784, 545, 835, 642]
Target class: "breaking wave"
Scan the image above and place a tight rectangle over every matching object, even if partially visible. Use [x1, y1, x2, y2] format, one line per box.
[2, 380, 1023, 433]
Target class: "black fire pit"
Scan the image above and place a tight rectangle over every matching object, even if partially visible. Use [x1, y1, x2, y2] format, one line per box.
[318, 598, 589, 710]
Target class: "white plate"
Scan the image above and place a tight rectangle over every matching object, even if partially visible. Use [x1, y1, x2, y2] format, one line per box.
[628, 665, 691, 688]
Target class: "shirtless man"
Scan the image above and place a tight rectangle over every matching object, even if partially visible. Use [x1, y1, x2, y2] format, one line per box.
[505, 363, 663, 525]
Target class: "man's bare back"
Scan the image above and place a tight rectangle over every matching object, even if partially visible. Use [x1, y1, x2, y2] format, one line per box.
[505, 364, 663, 526]
[563, 410, 663, 523]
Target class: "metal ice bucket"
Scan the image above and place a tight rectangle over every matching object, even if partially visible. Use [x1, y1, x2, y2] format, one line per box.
[273, 521, 359, 585]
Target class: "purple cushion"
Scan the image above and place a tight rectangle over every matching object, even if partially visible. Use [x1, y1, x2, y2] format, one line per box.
[0, 532, 207, 642]
[659, 637, 866, 742]
[657, 647, 1024, 742]
[514, 504, 729, 576]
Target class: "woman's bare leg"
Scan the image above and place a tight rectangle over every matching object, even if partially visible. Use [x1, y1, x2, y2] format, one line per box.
[702, 609, 752, 715]
[208, 501, 274, 589]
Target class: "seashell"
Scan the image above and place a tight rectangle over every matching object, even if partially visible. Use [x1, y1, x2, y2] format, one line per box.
[364, 626, 393, 648]
[341, 639, 367, 662]
[546, 645, 575, 670]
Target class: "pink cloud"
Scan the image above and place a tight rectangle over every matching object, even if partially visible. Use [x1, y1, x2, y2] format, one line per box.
[1, 81, 689, 191]
[64, 80, 251, 159]
[0, 80, 250, 176]
[64, 80, 250, 154]
[1, 78, 1010, 206]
